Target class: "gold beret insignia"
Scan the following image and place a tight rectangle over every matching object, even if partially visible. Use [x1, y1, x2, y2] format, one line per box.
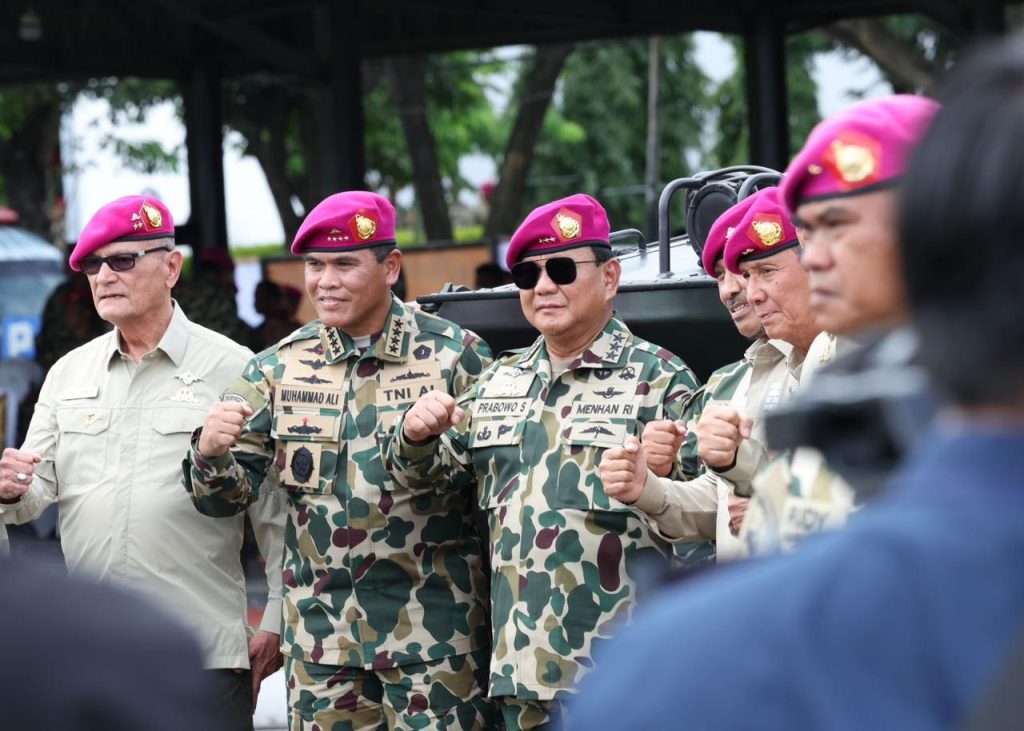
[555, 212, 581, 240]
[142, 202, 162, 229]
[831, 140, 876, 184]
[354, 213, 376, 240]
[752, 219, 783, 247]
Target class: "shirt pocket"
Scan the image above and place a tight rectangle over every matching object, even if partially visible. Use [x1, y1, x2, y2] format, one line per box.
[557, 416, 637, 511]
[272, 409, 341, 494]
[151, 407, 206, 467]
[468, 416, 527, 512]
[55, 406, 111, 485]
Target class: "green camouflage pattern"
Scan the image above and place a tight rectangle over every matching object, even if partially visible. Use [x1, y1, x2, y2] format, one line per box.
[286, 648, 497, 730]
[738, 447, 855, 555]
[385, 316, 699, 701]
[182, 296, 493, 670]
[500, 698, 562, 731]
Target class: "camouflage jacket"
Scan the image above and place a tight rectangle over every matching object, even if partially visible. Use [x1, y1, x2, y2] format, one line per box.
[384, 316, 699, 701]
[182, 297, 493, 669]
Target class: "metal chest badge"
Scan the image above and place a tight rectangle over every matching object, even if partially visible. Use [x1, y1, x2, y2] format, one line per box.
[170, 371, 202, 404]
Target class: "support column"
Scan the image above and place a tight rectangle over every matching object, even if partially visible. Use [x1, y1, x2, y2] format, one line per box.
[744, 15, 789, 171]
[183, 59, 228, 256]
[971, 0, 1005, 37]
[318, 0, 366, 193]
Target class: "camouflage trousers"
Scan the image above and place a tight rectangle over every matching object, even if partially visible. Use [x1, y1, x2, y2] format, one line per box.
[499, 699, 564, 731]
[286, 649, 499, 731]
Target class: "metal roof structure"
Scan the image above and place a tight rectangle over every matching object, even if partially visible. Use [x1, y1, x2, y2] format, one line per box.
[0, 1, 1005, 80]
[0, 0, 1010, 253]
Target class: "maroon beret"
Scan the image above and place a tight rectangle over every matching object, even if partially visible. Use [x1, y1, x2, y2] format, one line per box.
[506, 193, 610, 268]
[69, 195, 174, 272]
[780, 95, 940, 214]
[291, 191, 397, 255]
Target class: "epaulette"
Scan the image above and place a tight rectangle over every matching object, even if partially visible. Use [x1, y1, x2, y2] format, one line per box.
[707, 358, 748, 380]
[496, 346, 531, 361]
[409, 305, 463, 342]
[277, 321, 322, 349]
[631, 337, 686, 366]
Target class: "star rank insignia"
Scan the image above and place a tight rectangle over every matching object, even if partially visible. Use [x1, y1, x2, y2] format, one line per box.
[322, 328, 345, 361]
[384, 320, 404, 358]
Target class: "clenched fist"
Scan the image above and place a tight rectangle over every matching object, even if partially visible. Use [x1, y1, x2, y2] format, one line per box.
[0, 448, 41, 502]
[403, 391, 464, 443]
[599, 436, 648, 504]
[198, 401, 253, 458]
[727, 493, 750, 536]
[640, 419, 687, 477]
[696, 404, 753, 471]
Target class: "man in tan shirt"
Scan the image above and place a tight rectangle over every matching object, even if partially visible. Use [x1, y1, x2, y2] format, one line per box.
[603, 187, 813, 560]
[0, 195, 285, 731]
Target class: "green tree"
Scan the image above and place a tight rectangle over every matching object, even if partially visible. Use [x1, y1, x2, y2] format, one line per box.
[708, 33, 827, 170]
[524, 36, 709, 232]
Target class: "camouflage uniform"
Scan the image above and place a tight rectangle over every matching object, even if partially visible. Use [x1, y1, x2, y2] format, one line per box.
[182, 296, 498, 730]
[384, 316, 699, 728]
[739, 331, 857, 555]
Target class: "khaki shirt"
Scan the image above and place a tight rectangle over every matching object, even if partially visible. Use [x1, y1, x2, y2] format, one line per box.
[635, 338, 800, 559]
[740, 331, 857, 555]
[0, 304, 285, 669]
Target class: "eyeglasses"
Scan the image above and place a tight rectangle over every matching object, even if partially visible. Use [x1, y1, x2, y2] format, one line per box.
[510, 257, 602, 289]
[81, 246, 172, 275]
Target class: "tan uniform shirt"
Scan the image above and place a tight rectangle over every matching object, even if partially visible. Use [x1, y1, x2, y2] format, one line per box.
[0, 304, 285, 669]
[740, 331, 857, 555]
[634, 339, 801, 558]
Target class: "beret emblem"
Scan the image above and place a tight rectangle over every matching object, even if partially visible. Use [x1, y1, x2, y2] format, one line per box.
[752, 219, 783, 247]
[555, 211, 581, 240]
[354, 213, 376, 240]
[142, 202, 163, 229]
[830, 140, 876, 184]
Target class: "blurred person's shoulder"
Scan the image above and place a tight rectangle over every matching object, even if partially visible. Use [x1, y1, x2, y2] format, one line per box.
[0, 556, 218, 730]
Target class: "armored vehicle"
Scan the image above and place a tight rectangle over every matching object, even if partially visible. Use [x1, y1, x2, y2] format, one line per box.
[418, 167, 780, 381]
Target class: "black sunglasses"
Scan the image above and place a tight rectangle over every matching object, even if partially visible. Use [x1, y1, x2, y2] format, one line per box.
[81, 245, 173, 275]
[510, 257, 601, 289]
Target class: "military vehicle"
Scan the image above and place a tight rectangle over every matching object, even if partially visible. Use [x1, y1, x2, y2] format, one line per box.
[417, 167, 780, 381]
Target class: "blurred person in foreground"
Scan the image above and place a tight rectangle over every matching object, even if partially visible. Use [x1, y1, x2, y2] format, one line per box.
[570, 38, 1024, 730]
[1, 555, 218, 730]
[0, 195, 285, 729]
[737, 94, 939, 555]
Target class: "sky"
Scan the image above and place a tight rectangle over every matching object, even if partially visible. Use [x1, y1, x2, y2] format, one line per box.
[62, 32, 890, 248]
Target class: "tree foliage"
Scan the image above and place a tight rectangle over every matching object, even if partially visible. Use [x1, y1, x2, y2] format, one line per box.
[526, 36, 710, 230]
[0, 12, 981, 247]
